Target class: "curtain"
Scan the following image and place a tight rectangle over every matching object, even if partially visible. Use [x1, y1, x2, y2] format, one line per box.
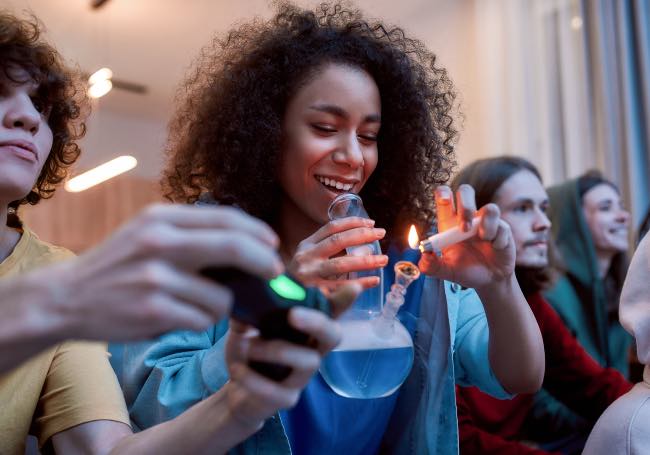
[474, 0, 650, 229]
[583, 0, 650, 229]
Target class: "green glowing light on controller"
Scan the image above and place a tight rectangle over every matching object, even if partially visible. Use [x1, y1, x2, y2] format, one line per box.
[269, 275, 306, 301]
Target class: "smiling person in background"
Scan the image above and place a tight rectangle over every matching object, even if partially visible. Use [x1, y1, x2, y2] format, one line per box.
[544, 171, 632, 376]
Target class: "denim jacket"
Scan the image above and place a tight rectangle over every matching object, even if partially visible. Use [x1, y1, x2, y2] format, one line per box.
[111, 272, 510, 455]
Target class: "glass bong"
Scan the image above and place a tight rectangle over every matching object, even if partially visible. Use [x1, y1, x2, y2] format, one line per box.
[320, 193, 419, 399]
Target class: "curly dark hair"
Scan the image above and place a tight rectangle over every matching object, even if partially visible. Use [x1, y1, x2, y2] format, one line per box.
[163, 1, 458, 240]
[451, 156, 562, 296]
[0, 11, 87, 214]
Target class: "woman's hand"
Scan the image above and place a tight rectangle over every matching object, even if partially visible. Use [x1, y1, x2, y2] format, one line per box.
[223, 284, 359, 431]
[418, 185, 516, 291]
[287, 217, 388, 291]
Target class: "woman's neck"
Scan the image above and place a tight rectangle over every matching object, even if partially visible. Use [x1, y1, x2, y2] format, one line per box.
[276, 198, 323, 264]
[595, 250, 614, 279]
[0, 205, 21, 263]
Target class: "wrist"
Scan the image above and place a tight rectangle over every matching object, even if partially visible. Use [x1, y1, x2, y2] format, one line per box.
[474, 272, 519, 307]
[28, 263, 77, 343]
[0, 270, 68, 349]
[205, 382, 265, 447]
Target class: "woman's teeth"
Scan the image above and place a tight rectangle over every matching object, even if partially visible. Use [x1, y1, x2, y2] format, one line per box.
[316, 176, 353, 191]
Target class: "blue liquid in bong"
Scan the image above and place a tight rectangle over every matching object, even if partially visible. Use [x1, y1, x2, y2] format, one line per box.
[320, 320, 414, 399]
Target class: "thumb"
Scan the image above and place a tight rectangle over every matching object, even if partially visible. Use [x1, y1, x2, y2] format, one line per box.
[327, 283, 362, 318]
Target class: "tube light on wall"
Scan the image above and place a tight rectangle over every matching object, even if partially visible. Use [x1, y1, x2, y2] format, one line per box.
[65, 155, 138, 192]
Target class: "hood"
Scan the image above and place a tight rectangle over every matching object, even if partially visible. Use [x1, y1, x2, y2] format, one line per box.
[546, 178, 601, 287]
[619, 233, 650, 368]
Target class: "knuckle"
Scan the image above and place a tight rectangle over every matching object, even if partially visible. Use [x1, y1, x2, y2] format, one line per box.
[139, 261, 168, 289]
[141, 292, 169, 322]
[329, 232, 343, 248]
[141, 203, 167, 223]
[135, 225, 170, 256]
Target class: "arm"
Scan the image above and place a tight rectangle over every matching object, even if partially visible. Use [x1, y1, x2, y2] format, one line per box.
[477, 275, 545, 393]
[419, 185, 544, 394]
[51, 289, 358, 454]
[0, 203, 283, 374]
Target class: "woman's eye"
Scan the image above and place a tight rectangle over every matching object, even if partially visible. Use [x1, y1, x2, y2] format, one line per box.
[513, 205, 529, 213]
[358, 133, 378, 143]
[312, 124, 336, 133]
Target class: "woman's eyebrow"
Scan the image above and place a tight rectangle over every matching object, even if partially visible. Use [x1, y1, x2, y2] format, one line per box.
[309, 104, 381, 123]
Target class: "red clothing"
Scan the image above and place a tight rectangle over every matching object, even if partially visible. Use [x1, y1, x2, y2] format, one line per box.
[457, 293, 632, 455]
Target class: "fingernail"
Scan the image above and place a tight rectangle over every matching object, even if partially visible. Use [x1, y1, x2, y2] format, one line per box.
[379, 255, 389, 265]
[376, 228, 386, 237]
[366, 219, 376, 226]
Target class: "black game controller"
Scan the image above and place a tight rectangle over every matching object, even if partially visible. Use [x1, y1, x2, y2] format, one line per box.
[200, 267, 331, 381]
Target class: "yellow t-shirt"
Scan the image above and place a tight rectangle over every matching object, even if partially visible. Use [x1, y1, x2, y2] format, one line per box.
[0, 227, 130, 454]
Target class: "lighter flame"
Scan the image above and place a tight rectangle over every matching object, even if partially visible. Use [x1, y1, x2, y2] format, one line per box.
[408, 225, 419, 249]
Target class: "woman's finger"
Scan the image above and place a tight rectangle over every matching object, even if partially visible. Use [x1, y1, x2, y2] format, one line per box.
[318, 254, 388, 278]
[477, 203, 500, 241]
[307, 217, 376, 244]
[455, 184, 477, 232]
[434, 186, 456, 232]
[491, 219, 512, 250]
[288, 307, 342, 354]
[315, 227, 386, 258]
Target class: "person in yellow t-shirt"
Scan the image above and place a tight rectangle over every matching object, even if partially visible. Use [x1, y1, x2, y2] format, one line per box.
[0, 10, 357, 454]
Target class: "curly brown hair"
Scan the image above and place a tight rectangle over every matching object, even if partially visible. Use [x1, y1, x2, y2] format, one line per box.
[163, 2, 458, 240]
[1, 11, 87, 211]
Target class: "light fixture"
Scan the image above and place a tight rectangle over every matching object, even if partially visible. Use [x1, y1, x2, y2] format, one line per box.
[65, 155, 138, 192]
[88, 67, 113, 98]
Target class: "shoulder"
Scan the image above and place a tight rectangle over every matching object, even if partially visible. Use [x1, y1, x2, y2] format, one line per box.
[20, 227, 75, 268]
[584, 383, 650, 455]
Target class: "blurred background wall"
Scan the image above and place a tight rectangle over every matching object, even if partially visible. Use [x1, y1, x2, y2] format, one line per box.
[1, 0, 649, 252]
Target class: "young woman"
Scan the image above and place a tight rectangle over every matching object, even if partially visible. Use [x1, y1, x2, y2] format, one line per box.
[545, 172, 632, 376]
[114, 3, 544, 454]
[0, 11, 347, 454]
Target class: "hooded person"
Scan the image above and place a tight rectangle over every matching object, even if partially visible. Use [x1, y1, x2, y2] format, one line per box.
[544, 172, 632, 376]
[582, 232, 650, 454]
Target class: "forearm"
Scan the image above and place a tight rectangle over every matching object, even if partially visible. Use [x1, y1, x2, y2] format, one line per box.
[109, 383, 261, 455]
[476, 274, 544, 394]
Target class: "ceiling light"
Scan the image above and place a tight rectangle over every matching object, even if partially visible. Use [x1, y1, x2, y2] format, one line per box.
[88, 67, 113, 98]
[88, 78, 113, 98]
[65, 155, 138, 192]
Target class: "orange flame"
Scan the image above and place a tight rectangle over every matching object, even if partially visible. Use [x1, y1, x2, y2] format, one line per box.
[408, 225, 419, 249]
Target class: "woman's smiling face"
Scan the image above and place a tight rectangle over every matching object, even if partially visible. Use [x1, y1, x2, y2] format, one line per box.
[279, 63, 381, 226]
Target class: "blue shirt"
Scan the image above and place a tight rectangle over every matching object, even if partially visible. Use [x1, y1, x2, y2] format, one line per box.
[279, 246, 423, 454]
[110, 246, 511, 454]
